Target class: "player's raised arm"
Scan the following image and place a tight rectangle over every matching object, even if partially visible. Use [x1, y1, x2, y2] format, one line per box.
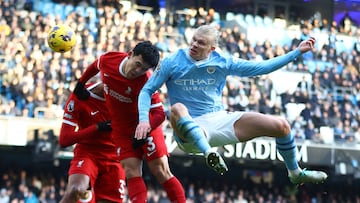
[135, 88, 153, 140]
[73, 57, 102, 100]
[297, 37, 316, 53]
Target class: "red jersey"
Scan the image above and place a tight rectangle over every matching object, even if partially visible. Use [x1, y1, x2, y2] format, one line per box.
[79, 52, 165, 146]
[59, 83, 116, 157]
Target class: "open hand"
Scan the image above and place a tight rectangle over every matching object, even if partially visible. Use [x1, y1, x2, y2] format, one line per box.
[135, 121, 151, 140]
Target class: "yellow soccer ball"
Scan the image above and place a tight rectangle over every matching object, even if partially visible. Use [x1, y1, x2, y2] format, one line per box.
[47, 24, 76, 53]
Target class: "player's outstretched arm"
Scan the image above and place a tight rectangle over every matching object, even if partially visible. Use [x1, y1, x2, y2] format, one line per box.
[73, 58, 102, 99]
[59, 121, 111, 148]
[73, 81, 90, 100]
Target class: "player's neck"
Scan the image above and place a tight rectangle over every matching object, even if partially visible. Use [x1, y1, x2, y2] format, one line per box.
[91, 85, 104, 98]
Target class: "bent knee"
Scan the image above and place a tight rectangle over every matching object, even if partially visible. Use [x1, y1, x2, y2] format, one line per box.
[151, 166, 173, 183]
[148, 158, 173, 183]
[124, 167, 142, 178]
[277, 118, 291, 136]
[69, 186, 85, 197]
[170, 103, 188, 117]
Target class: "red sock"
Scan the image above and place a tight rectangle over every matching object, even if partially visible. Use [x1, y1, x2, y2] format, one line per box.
[162, 177, 186, 203]
[127, 177, 147, 203]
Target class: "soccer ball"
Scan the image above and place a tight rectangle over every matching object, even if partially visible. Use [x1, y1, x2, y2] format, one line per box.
[47, 24, 76, 53]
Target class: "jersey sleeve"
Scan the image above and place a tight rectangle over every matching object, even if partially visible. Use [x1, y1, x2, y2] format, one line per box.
[148, 91, 166, 129]
[59, 94, 99, 148]
[228, 49, 301, 77]
[79, 56, 102, 84]
[138, 59, 170, 122]
[59, 124, 98, 148]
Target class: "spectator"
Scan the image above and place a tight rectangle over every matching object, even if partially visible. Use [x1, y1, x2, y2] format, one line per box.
[300, 102, 313, 122]
[304, 121, 317, 140]
[0, 188, 9, 203]
[339, 12, 355, 34]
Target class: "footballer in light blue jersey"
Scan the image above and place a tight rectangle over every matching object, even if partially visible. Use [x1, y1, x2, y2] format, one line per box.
[139, 47, 301, 119]
[135, 25, 328, 184]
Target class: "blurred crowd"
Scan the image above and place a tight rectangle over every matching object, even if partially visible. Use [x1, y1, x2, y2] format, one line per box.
[0, 1, 360, 202]
[0, 164, 359, 203]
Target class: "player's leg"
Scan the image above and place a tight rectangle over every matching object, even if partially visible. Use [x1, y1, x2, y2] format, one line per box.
[145, 130, 186, 203]
[233, 112, 328, 185]
[170, 102, 228, 175]
[94, 160, 126, 203]
[118, 137, 148, 203]
[59, 174, 92, 203]
[147, 156, 186, 203]
[60, 157, 98, 203]
[120, 157, 147, 203]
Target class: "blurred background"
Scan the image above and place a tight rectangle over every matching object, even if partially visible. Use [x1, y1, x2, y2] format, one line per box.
[1, 0, 360, 202]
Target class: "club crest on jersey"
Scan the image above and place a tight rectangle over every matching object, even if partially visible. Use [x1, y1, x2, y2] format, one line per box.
[77, 160, 84, 167]
[125, 87, 132, 94]
[207, 67, 216, 74]
[67, 100, 75, 112]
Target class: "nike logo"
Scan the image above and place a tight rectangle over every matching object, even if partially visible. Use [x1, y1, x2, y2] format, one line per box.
[104, 73, 109, 77]
[147, 150, 156, 157]
[90, 111, 99, 115]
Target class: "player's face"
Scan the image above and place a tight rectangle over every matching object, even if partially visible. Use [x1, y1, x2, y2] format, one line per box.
[189, 32, 215, 61]
[124, 53, 151, 79]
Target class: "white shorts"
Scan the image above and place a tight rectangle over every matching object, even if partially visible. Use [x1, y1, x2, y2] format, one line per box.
[175, 111, 244, 153]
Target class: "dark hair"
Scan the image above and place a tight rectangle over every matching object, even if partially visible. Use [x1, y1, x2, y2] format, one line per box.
[132, 41, 160, 69]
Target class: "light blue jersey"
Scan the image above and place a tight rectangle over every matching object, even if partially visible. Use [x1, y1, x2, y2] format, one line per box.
[139, 48, 301, 121]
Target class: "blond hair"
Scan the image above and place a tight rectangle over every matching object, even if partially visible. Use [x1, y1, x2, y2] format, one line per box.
[194, 25, 220, 47]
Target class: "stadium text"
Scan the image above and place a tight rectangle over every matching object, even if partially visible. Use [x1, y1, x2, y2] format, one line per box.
[164, 131, 308, 163]
[222, 140, 308, 163]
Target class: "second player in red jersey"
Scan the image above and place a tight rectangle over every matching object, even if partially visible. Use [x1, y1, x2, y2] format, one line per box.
[59, 82, 126, 203]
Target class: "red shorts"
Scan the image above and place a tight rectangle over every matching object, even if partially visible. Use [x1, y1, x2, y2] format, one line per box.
[116, 127, 169, 162]
[69, 154, 126, 202]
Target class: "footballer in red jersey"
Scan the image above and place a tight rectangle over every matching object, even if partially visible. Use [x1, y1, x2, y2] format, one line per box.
[59, 82, 126, 203]
[73, 41, 186, 203]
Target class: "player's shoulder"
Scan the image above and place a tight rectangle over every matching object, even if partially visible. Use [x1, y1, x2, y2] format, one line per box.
[210, 50, 233, 64]
[64, 93, 78, 113]
[164, 48, 186, 60]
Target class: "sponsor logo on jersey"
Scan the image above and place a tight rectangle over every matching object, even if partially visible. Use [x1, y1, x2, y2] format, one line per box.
[108, 89, 132, 103]
[103, 83, 132, 103]
[174, 78, 216, 86]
